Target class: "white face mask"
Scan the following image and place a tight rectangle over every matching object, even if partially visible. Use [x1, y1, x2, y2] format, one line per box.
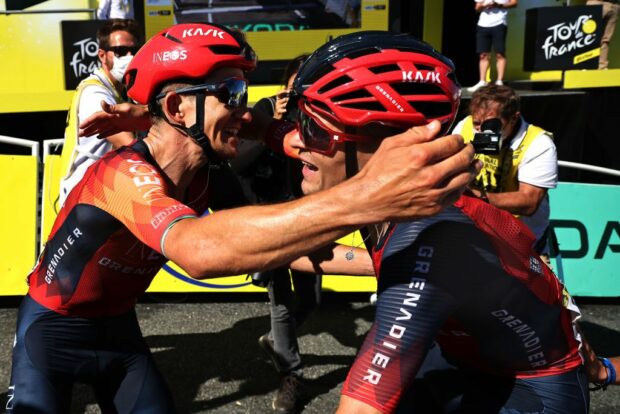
[110, 54, 133, 83]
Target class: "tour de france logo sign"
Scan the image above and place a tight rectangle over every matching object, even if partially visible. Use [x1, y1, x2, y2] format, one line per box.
[524, 5, 602, 71]
[61, 20, 105, 90]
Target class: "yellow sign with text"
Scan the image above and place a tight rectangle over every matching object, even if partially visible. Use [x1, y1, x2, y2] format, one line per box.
[573, 48, 600, 65]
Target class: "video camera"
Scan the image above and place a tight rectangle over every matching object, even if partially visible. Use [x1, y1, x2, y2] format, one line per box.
[472, 118, 502, 155]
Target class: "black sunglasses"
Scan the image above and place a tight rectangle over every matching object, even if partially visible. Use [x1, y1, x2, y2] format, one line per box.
[106, 45, 140, 57]
[156, 78, 249, 109]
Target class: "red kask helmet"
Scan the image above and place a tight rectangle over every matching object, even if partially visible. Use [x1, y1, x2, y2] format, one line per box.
[124, 23, 257, 104]
[293, 31, 460, 136]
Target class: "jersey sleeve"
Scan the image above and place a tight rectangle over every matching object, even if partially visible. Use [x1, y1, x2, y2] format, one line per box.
[341, 223, 460, 413]
[517, 132, 558, 189]
[82, 152, 198, 254]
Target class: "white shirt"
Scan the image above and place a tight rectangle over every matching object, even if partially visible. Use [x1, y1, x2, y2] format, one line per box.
[97, 0, 134, 20]
[59, 69, 122, 206]
[475, 0, 509, 28]
[453, 117, 558, 243]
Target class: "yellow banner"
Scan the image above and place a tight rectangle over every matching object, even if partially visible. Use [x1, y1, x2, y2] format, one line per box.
[573, 48, 600, 65]
[0, 155, 38, 295]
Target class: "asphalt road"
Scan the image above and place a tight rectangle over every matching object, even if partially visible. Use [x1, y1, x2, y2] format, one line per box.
[1, 293, 619, 413]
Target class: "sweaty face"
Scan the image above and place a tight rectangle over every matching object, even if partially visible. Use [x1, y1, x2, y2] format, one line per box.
[200, 67, 251, 159]
[288, 106, 346, 195]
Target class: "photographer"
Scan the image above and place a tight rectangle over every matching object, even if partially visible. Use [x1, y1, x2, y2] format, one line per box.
[452, 84, 557, 256]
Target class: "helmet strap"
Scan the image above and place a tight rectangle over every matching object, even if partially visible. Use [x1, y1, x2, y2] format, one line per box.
[186, 92, 224, 166]
[158, 91, 223, 166]
[345, 141, 359, 179]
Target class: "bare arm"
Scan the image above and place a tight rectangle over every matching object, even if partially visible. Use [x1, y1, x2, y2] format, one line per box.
[79, 101, 151, 138]
[471, 182, 547, 216]
[79, 100, 273, 142]
[289, 245, 374, 276]
[501, 0, 518, 9]
[165, 121, 479, 278]
[336, 395, 382, 414]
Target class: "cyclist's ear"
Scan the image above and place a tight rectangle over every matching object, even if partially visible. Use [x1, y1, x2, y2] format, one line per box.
[160, 92, 186, 124]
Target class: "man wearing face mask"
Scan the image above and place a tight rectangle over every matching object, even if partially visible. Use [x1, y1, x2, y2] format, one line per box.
[452, 84, 558, 257]
[58, 18, 143, 207]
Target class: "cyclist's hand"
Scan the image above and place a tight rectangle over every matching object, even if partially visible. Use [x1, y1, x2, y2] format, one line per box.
[354, 120, 481, 221]
[79, 101, 151, 138]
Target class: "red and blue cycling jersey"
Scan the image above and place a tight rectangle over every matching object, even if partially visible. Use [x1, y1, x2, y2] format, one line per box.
[342, 195, 584, 413]
[28, 140, 211, 317]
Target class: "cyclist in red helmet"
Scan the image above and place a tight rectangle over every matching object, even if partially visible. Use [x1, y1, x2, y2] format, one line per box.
[6, 25, 478, 413]
[285, 31, 590, 414]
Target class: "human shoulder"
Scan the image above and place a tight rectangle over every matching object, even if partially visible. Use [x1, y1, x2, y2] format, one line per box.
[523, 123, 556, 153]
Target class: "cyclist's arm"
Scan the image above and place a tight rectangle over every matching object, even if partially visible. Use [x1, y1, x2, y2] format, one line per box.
[79, 101, 151, 137]
[164, 122, 478, 278]
[289, 245, 374, 276]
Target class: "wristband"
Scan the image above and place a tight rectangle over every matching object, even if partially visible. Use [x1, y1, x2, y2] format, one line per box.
[601, 357, 616, 386]
[591, 357, 616, 391]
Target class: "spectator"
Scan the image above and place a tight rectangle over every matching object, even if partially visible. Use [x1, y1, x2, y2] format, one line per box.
[58, 18, 142, 207]
[467, 0, 518, 93]
[97, 0, 134, 20]
[587, 0, 619, 69]
[231, 54, 320, 414]
[452, 84, 557, 257]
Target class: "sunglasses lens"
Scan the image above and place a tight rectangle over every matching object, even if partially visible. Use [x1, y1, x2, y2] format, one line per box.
[109, 46, 140, 57]
[220, 79, 248, 108]
[299, 111, 332, 153]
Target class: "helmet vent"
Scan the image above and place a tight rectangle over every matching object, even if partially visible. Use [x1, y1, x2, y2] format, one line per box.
[318, 74, 353, 94]
[310, 100, 334, 115]
[210, 45, 242, 55]
[333, 89, 373, 102]
[163, 32, 182, 43]
[342, 101, 386, 111]
[411, 101, 453, 118]
[412, 64, 436, 72]
[392, 82, 445, 96]
[368, 64, 401, 74]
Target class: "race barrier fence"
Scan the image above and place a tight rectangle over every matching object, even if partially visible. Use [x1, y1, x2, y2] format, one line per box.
[1, 137, 618, 296]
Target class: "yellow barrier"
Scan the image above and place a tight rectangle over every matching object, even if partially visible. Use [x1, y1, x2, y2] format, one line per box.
[0, 155, 38, 295]
[41, 154, 63, 247]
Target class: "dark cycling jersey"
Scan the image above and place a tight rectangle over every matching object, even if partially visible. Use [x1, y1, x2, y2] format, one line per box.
[8, 140, 211, 413]
[341, 195, 585, 413]
[28, 140, 211, 317]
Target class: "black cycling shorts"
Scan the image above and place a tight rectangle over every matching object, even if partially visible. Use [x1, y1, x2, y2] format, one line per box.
[7, 295, 176, 413]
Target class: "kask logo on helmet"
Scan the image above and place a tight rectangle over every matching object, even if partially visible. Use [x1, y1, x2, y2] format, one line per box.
[182, 28, 225, 39]
[152, 50, 188, 63]
[402, 70, 442, 84]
